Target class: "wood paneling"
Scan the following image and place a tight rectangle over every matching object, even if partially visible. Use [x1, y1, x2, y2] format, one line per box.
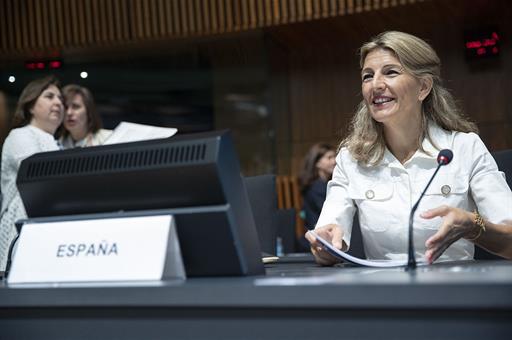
[268, 0, 512, 175]
[276, 175, 304, 238]
[0, 0, 424, 56]
[1, 0, 509, 181]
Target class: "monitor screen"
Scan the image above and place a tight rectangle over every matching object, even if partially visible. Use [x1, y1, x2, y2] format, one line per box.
[16, 130, 264, 277]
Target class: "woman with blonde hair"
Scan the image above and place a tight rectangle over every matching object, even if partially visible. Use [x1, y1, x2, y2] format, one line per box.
[306, 31, 512, 265]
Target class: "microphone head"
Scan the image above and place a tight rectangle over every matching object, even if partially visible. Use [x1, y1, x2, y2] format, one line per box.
[437, 149, 453, 165]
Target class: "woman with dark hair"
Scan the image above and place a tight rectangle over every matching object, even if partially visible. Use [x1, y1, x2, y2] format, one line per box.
[0, 76, 64, 270]
[299, 143, 336, 229]
[59, 84, 111, 148]
[306, 31, 512, 265]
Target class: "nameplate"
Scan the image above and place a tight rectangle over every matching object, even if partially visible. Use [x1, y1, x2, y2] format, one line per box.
[7, 215, 185, 284]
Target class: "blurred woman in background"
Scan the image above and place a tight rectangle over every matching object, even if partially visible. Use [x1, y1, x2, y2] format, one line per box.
[59, 84, 111, 148]
[0, 76, 64, 270]
[299, 143, 336, 229]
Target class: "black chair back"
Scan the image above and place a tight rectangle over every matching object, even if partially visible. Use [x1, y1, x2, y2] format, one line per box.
[493, 149, 512, 189]
[244, 175, 278, 255]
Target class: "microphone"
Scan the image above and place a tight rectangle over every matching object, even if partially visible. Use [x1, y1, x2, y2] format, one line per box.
[407, 149, 453, 270]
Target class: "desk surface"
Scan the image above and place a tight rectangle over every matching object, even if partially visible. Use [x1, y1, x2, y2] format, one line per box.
[1, 258, 512, 340]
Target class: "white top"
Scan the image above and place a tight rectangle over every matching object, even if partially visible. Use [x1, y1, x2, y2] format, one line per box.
[59, 129, 112, 149]
[0, 125, 60, 270]
[316, 124, 512, 262]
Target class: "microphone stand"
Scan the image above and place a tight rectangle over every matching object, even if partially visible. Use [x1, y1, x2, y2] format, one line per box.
[407, 164, 443, 271]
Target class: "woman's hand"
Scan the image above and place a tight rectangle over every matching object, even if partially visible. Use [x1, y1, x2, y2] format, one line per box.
[421, 205, 479, 264]
[305, 224, 344, 266]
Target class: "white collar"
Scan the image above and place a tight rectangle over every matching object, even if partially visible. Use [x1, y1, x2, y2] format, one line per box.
[380, 123, 452, 168]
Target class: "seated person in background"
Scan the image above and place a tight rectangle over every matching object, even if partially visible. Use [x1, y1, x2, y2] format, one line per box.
[0, 76, 64, 270]
[299, 143, 336, 229]
[306, 31, 512, 265]
[59, 84, 111, 148]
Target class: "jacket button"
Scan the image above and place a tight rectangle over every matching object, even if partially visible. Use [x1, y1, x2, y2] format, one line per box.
[441, 185, 451, 195]
[365, 190, 375, 199]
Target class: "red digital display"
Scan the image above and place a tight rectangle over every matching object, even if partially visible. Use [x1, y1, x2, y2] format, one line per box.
[465, 30, 500, 59]
[25, 60, 63, 70]
[49, 60, 62, 69]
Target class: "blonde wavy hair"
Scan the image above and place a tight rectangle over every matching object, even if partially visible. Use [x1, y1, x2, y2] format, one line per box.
[342, 31, 477, 165]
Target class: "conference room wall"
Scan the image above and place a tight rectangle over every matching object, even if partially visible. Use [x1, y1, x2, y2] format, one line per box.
[0, 0, 510, 177]
[266, 0, 512, 175]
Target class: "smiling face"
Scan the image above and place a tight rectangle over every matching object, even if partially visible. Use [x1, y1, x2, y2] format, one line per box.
[29, 85, 64, 134]
[64, 93, 89, 141]
[361, 49, 430, 128]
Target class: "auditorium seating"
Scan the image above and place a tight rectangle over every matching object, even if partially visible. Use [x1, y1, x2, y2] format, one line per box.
[244, 175, 278, 255]
[275, 175, 304, 235]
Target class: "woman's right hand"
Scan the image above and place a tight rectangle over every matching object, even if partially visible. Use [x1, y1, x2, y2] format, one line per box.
[305, 224, 344, 266]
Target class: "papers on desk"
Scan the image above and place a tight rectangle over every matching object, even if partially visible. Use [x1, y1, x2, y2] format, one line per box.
[310, 231, 426, 268]
[262, 256, 279, 264]
[104, 122, 178, 145]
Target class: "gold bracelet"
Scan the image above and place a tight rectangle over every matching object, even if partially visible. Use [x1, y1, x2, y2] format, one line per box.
[465, 210, 486, 242]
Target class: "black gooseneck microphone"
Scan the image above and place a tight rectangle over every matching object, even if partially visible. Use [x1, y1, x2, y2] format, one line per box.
[407, 149, 453, 270]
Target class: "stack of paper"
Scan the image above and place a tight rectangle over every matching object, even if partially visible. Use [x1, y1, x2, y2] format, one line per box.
[104, 122, 178, 145]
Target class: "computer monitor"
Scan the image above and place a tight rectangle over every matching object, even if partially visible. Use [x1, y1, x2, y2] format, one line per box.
[16, 130, 264, 277]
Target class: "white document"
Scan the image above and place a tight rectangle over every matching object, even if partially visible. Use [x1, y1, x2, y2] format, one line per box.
[309, 231, 426, 268]
[104, 122, 178, 145]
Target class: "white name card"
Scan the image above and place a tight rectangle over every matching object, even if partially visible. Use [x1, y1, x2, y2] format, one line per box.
[7, 215, 185, 284]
